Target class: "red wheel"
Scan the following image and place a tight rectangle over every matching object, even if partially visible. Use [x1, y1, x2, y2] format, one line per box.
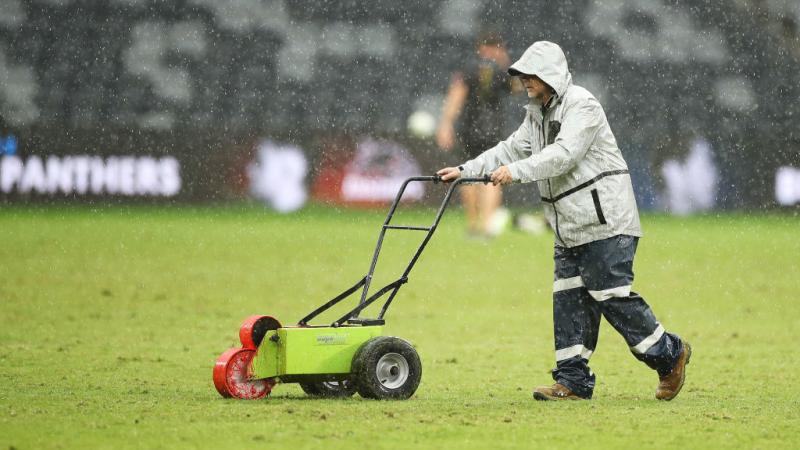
[239, 315, 282, 349]
[213, 348, 275, 399]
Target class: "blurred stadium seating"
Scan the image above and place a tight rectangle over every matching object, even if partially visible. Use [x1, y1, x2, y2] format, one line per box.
[0, 0, 798, 208]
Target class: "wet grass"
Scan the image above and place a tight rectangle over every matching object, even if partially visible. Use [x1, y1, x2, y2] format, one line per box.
[1, 205, 798, 449]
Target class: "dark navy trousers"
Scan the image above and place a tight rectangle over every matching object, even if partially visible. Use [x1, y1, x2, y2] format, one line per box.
[550, 235, 683, 399]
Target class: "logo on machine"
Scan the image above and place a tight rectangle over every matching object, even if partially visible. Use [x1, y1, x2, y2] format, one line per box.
[316, 334, 347, 345]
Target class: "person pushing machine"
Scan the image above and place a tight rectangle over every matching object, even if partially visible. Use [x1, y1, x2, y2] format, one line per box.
[437, 41, 691, 401]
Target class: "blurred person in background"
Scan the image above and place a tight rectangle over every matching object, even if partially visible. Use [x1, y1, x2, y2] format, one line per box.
[436, 31, 514, 239]
[437, 41, 690, 401]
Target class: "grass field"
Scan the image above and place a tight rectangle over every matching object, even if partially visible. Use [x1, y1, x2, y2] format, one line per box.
[1, 203, 799, 449]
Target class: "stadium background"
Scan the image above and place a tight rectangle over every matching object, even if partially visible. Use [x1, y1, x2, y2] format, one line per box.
[1, 0, 799, 209]
[3, 3, 800, 449]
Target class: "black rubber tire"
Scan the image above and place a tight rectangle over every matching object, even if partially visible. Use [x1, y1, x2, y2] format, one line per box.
[351, 336, 422, 400]
[299, 380, 357, 398]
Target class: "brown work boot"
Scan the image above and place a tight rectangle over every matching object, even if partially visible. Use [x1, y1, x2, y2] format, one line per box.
[533, 383, 585, 401]
[656, 342, 692, 401]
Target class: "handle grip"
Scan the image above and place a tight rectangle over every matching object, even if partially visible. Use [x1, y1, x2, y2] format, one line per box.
[433, 174, 491, 184]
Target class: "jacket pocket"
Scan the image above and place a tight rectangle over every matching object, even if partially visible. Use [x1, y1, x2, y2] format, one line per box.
[591, 189, 607, 225]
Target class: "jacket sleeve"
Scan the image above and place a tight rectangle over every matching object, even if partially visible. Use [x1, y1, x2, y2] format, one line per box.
[459, 118, 530, 177]
[506, 97, 603, 182]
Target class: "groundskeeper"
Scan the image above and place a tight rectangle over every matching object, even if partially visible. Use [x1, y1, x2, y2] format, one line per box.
[437, 41, 691, 401]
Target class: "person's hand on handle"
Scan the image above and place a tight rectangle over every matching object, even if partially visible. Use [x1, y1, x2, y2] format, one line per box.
[436, 166, 462, 183]
[490, 166, 513, 186]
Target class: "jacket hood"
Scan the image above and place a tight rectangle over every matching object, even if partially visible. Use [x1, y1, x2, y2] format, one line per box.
[508, 41, 572, 97]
